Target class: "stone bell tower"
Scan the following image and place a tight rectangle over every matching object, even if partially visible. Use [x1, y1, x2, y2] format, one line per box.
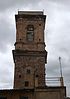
[0, 10, 66, 99]
[13, 11, 47, 89]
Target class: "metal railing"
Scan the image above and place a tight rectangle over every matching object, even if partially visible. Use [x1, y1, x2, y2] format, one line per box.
[45, 77, 64, 86]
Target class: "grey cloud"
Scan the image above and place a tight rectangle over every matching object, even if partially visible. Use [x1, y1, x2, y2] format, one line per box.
[0, 0, 70, 12]
[0, 54, 14, 89]
[0, 0, 41, 11]
[0, 13, 15, 53]
[49, 0, 70, 5]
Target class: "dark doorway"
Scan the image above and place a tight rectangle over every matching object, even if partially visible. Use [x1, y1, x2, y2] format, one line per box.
[0, 96, 7, 99]
[20, 96, 28, 99]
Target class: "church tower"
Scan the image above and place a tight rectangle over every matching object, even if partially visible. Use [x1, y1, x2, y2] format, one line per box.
[13, 11, 47, 89]
[0, 11, 66, 99]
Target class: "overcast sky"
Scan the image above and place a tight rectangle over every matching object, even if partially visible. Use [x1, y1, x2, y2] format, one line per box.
[0, 0, 70, 97]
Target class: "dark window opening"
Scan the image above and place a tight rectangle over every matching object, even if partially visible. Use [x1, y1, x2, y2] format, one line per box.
[19, 75, 21, 78]
[36, 75, 38, 77]
[27, 25, 34, 41]
[25, 81, 29, 87]
[27, 69, 30, 74]
[20, 96, 28, 99]
[39, 24, 41, 26]
[39, 39, 41, 41]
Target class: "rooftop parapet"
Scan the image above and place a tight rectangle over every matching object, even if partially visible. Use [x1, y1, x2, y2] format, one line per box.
[18, 11, 44, 15]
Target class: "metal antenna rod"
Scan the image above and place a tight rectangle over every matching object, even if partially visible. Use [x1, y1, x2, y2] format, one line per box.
[59, 57, 62, 77]
[59, 57, 64, 86]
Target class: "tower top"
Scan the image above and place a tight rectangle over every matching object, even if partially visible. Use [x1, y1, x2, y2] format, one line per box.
[18, 11, 44, 15]
[15, 11, 46, 23]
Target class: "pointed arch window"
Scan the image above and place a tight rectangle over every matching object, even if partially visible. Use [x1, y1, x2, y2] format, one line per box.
[26, 25, 34, 41]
